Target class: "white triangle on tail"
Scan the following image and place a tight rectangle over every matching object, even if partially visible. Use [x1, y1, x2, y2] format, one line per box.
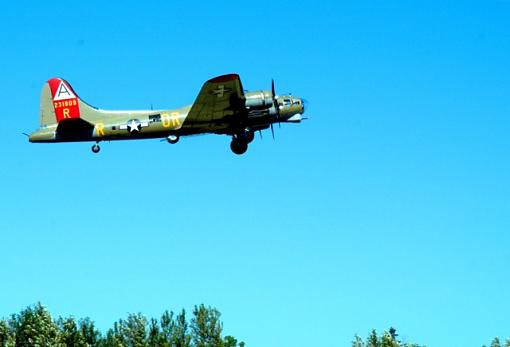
[53, 80, 76, 101]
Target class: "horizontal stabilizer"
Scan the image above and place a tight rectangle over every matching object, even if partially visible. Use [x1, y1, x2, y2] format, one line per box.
[56, 118, 95, 140]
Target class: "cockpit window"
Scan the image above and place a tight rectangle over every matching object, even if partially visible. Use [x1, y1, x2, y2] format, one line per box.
[283, 99, 291, 106]
[293, 100, 300, 105]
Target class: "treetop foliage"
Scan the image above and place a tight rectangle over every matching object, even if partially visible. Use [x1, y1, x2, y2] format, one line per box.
[0, 303, 244, 347]
[1, 305, 506, 347]
[352, 328, 510, 347]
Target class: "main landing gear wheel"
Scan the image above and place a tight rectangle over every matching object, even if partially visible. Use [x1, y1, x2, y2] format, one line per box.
[230, 139, 248, 155]
[91, 143, 100, 153]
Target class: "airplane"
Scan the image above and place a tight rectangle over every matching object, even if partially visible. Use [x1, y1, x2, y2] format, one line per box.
[28, 74, 306, 155]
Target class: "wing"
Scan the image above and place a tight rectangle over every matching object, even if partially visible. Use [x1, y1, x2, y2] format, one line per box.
[182, 74, 245, 133]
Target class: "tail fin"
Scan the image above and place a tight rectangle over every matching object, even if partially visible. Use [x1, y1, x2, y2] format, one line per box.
[40, 78, 92, 127]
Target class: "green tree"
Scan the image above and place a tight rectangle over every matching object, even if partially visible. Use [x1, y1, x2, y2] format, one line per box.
[13, 303, 61, 347]
[58, 317, 87, 347]
[79, 317, 100, 346]
[355, 329, 426, 347]
[223, 336, 238, 347]
[120, 313, 147, 347]
[100, 327, 123, 347]
[352, 335, 365, 347]
[101, 321, 127, 347]
[147, 318, 165, 347]
[159, 310, 174, 346]
[380, 332, 398, 347]
[367, 330, 379, 347]
[491, 338, 502, 347]
[173, 310, 191, 347]
[0, 319, 15, 347]
[191, 305, 223, 347]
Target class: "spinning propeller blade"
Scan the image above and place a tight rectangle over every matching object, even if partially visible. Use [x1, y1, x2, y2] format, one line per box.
[271, 79, 280, 139]
[271, 79, 280, 122]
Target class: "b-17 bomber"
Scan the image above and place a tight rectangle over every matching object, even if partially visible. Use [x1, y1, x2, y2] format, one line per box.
[28, 74, 306, 155]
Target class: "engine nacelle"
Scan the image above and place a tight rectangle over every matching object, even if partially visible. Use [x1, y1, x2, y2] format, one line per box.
[245, 91, 273, 109]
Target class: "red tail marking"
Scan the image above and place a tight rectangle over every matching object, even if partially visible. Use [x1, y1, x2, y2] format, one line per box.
[48, 78, 81, 122]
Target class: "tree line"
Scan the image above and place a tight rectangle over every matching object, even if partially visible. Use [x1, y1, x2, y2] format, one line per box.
[0, 304, 507, 346]
[351, 328, 510, 347]
[0, 303, 244, 347]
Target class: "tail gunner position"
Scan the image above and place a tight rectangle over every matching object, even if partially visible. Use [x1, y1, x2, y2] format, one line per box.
[28, 74, 306, 155]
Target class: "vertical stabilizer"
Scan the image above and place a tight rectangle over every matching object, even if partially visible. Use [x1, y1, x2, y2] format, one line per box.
[39, 78, 85, 127]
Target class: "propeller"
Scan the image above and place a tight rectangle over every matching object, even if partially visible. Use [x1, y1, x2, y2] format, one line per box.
[302, 98, 309, 114]
[271, 79, 280, 139]
[271, 79, 280, 121]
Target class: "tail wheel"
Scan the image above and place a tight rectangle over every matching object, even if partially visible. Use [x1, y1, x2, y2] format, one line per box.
[230, 139, 248, 155]
[167, 135, 179, 144]
[91, 143, 100, 153]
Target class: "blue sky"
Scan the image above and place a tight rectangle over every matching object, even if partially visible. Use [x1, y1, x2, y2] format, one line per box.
[1, 1, 509, 346]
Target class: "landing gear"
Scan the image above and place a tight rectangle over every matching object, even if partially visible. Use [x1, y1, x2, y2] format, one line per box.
[91, 142, 100, 153]
[240, 127, 255, 143]
[230, 138, 248, 155]
[229, 127, 253, 155]
[167, 134, 179, 144]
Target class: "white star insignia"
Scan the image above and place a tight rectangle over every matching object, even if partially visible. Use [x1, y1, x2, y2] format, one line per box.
[127, 119, 140, 133]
